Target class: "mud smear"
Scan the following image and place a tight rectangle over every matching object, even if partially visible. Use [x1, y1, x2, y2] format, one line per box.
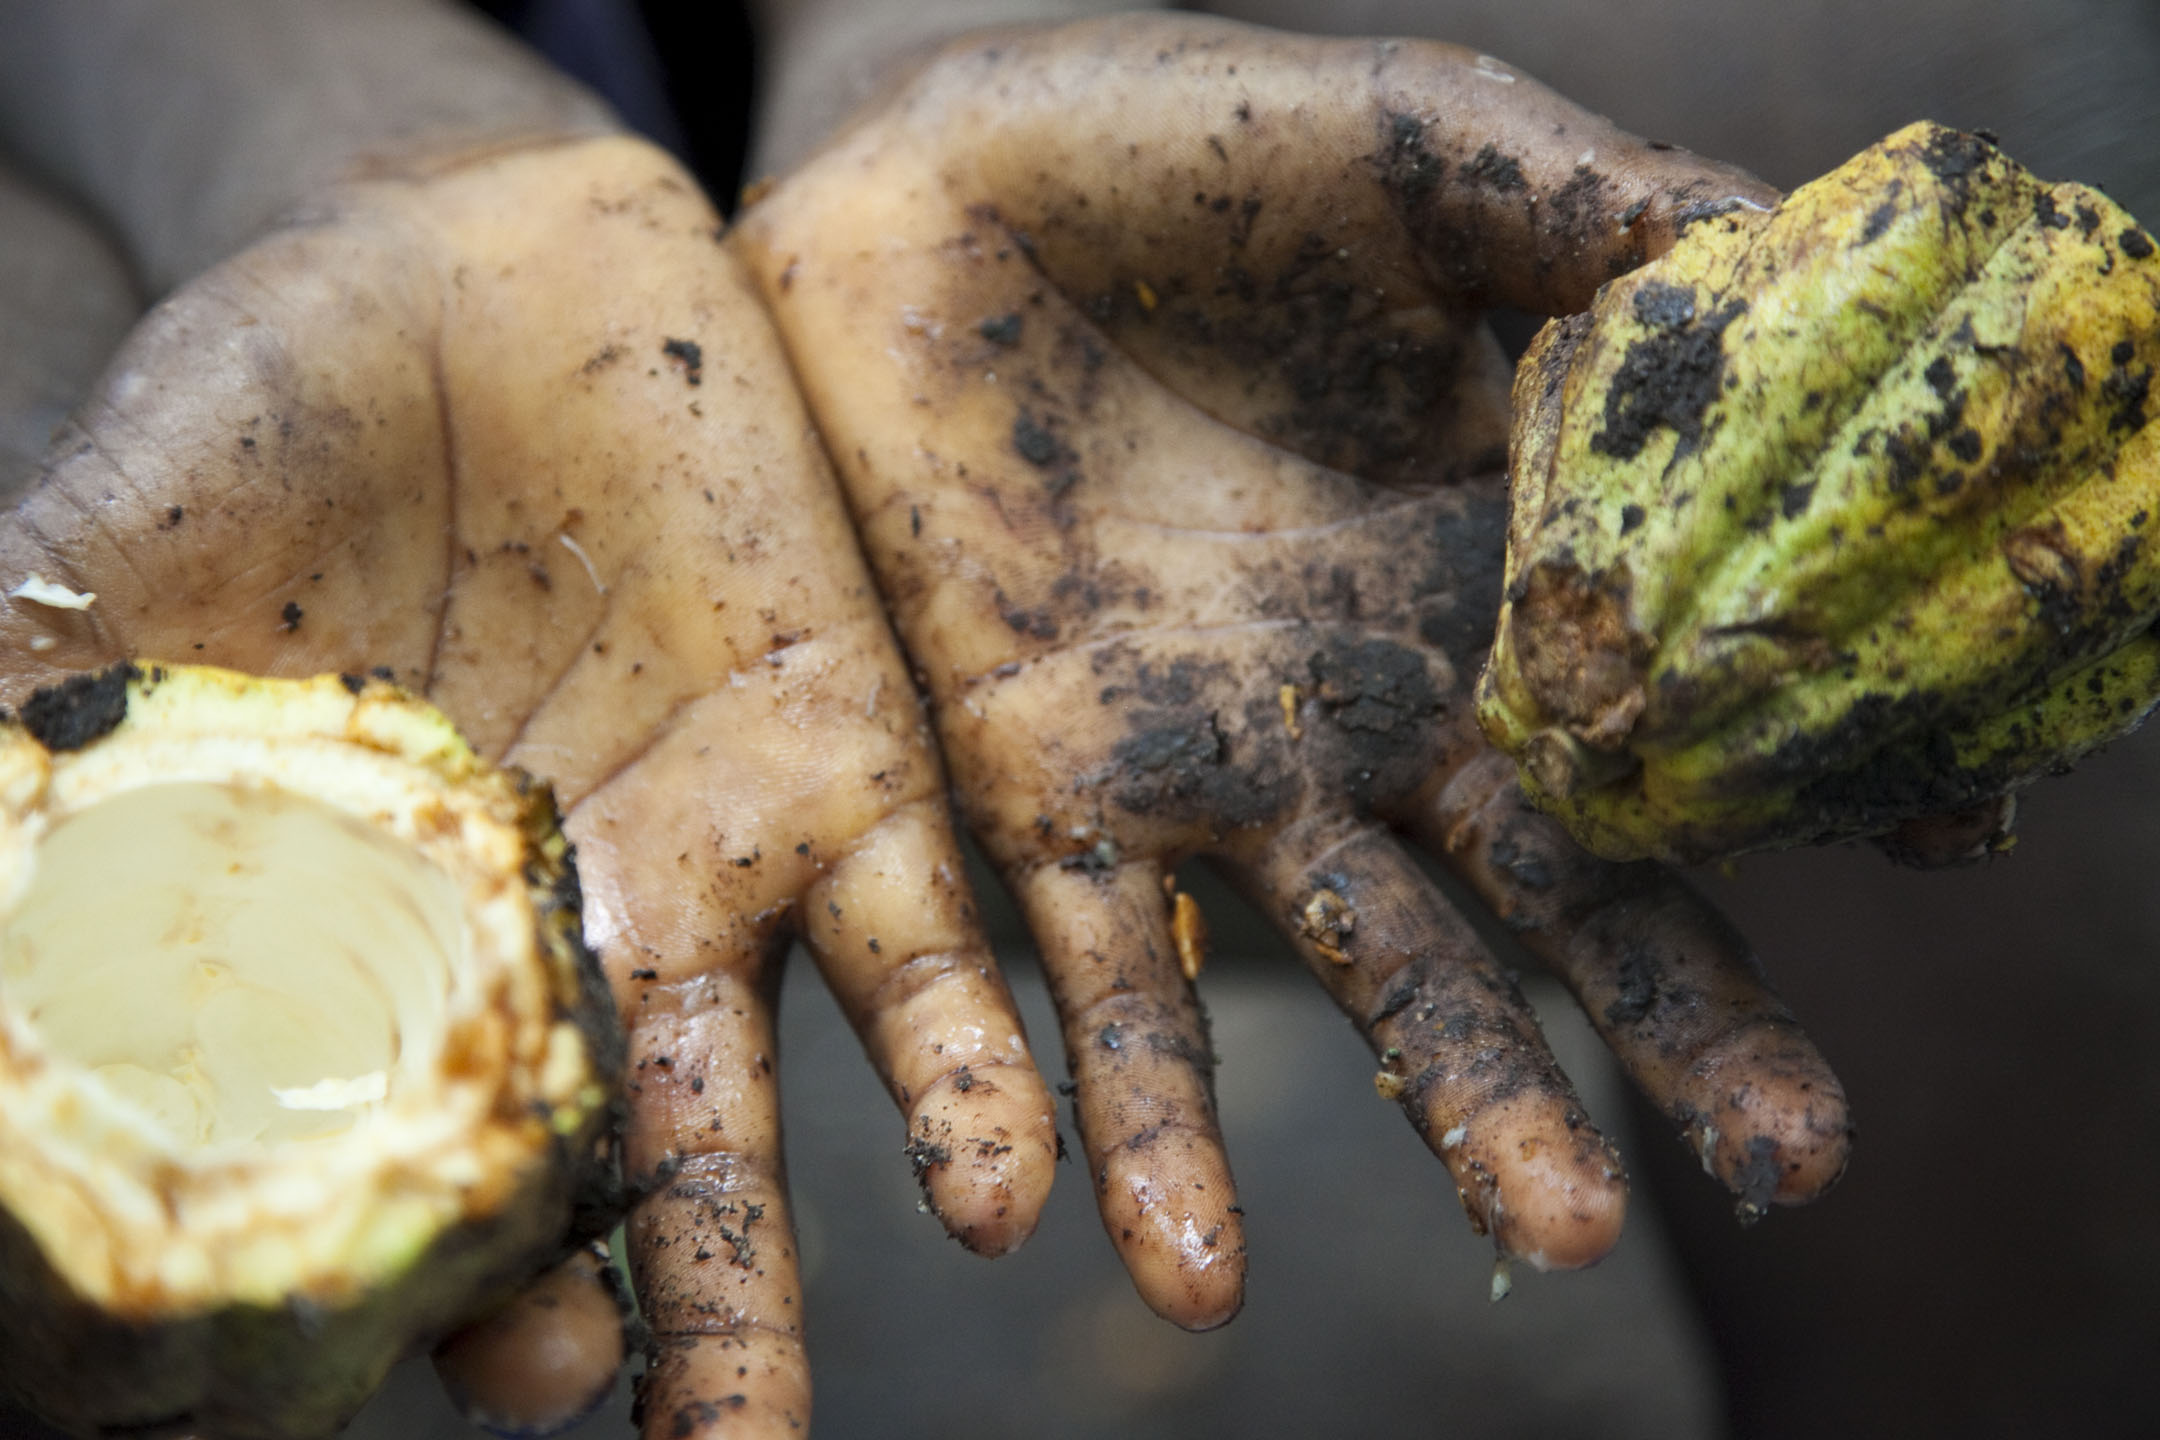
[1590, 283, 1748, 462]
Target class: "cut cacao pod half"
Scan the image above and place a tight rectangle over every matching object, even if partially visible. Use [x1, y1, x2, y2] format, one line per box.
[0, 663, 620, 1439]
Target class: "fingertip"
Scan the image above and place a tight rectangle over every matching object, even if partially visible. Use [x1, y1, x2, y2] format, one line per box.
[1496, 1167, 1627, 1273]
[1098, 1141, 1246, 1331]
[1685, 1032, 1855, 1214]
[1456, 1094, 1629, 1273]
[640, 1328, 812, 1440]
[912, 1061, 1059, 1257]
[433, 1247, 628, 1439]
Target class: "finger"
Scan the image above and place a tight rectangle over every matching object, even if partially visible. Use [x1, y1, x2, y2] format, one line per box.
[617, 961, 808, 1440]
[1412, 745, 1853, 1215]
[0, 159, 139, 498]
[800, 795, 1058, 1256]
[1226, 811, 1627, 1270]
[556, 642, 884, 1440]
[556, 586, 1002, 1438]
[1013, 858, 1246, 1328]
[433, 1243, 630, 1438]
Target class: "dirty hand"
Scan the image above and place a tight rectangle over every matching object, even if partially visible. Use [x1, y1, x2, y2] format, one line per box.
[735, 13, 1854, 1325]
[0, 3, 1055, 1437]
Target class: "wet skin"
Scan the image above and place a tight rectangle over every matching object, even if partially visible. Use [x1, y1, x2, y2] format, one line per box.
[736, 13, 1852, 1336]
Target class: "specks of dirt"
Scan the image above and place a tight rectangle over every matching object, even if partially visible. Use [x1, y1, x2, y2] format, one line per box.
[20, 663, 137, 751]
[161, 505, 184, 528]
[1298, 888, 1356, 963]
[1915, 127, 1995, 196]
[1484, 833, 1554, 893]
[1100, 659, 1298, 829]
[671, 1397, 747, 1438]
[1728, 1134, 1784, 1222]
[903, 1133, 953, 1178]
[1671, 197, 1753, 235]
[1381, 111, 1445, 203]
[1603, 942, 1664, 1027]
[1541, 165, 1611, 241]
[1459, 143, 1526, 193]
[995, 588, 1059, 640]
[1779, 482, 1816, 520]
[338, 672, 366, 695]
[1399, 483, 1503, 664]
[1631, 281, 1698, 332]
[661, 337, 704, 386]
[1306, 639, 1447, 806]
[1307, 639, 1442, 735]
[1011, 408, 1080, 494]
[1621, 503, 1648, 533]
[1012, 410, 1060, 465]
[2122, 227, 2155, 260]
[1111, 712, 1228, 803]
[1590, 283, 1746, 460]
[279, 600, 304, 632]
[979, 312, 1024, 346]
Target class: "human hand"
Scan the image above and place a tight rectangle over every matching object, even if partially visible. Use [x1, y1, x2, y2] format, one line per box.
[0, 6, 1056, 1438]
[734, 13, 1854, 1323]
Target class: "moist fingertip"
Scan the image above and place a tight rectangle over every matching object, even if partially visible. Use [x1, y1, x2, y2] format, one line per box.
[1097, 1145, 1246, 1330]
[913, 1078, 1059, 1257]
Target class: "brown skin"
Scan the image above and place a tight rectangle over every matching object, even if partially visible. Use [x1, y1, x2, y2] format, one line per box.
[0, 132, 1057, 1438]
[734, 12, 1850, 1322]
[432, 1244, 629, 1434]
[1321, 3, 2158, 1431]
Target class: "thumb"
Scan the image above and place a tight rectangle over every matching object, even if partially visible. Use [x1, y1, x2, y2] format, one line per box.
[1371, 44, 1779, 314]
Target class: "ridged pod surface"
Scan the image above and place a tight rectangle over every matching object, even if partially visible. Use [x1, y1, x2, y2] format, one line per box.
[0, 663, 621, 1438]
[1477, 123, 2160, 864]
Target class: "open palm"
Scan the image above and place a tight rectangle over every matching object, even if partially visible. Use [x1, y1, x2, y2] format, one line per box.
[736, 14, 1853, 1326]
[0, 134, 1057, 1438]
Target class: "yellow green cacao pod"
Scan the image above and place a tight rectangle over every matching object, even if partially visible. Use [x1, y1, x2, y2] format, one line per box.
[0, 663, 622, 1438]
[1477, 123, 2160, 864]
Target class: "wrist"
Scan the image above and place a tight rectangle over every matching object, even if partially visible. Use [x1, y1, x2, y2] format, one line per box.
[0, 0, 615, 294]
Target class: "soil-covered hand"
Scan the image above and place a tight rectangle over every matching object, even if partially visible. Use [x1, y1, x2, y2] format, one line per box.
[735, 13, 1854, 1324]
[0, 133, 1056, 1437]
